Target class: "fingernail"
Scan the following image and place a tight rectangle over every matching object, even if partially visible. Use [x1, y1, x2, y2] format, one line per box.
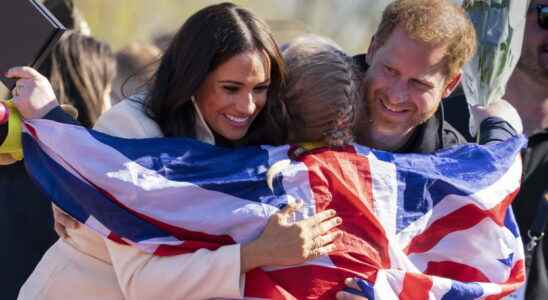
[336, 217, 342, 224]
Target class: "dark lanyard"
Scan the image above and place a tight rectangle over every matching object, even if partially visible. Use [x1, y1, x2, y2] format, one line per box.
[524, 189, 548, 272]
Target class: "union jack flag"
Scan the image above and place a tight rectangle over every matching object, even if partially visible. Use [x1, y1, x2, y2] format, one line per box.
[22, 119, 526, 299]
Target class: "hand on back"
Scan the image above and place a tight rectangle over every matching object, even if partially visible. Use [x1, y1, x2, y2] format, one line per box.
[241, 201, 342, 272]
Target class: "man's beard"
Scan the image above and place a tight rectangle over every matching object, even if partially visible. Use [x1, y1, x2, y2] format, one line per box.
[362, 85, 432, 132]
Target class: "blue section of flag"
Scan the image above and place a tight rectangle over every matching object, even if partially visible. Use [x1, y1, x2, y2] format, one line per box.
[441, 281, 484, 300]
[23, 134, 171, 242]
[89, 130, 278, 205]
[498, 252, 514, 267]
[388, 137, 526, 232]
[504, 207, 521, 238]
[21, 119, 527, 299]
[343, 278, 375, 300]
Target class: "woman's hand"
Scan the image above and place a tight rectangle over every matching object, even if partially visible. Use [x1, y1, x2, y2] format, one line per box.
[6, 66, 58, 119]
[52, 204, 80, 239]
[335, 278, 371, 300]
[240, 201, 342, 272]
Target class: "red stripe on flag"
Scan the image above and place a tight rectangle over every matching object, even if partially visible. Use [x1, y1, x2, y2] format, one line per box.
[485, 259, 525, 300]
[424, 261, 489, 282]
[63, 166, 235, 252]
[398, 272, 432, 300]
[245, 269, 297, 300]
[406, 189, 519, 255]
[153, 240, 224, 256]
[267, 265, 360, 300]
[32, 131, 236, 252]
[486, 189, 519, 225]
[107, 232, 130, 245]
[405, 204, 484, 254]
[95, 184, 235, 246]
[300, 146, 391, 270]
[23, 122, 38, 138]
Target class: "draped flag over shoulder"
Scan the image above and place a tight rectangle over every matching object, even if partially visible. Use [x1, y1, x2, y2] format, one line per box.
[22, 119, 526, 300]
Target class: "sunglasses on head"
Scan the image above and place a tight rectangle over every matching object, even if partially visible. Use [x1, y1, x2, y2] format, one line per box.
[537, 4, 548, 29]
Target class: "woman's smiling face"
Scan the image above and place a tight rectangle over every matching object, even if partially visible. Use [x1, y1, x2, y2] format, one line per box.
[195, 49, 271, 141]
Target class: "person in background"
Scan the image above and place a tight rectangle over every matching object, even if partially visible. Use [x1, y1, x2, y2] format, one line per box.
[40, 0, 91, 36]
[505, 0, 548, 136]
[152, 31, 175, 51]
[443, 2, 548, 299]
[111, 42, 161, 105]
[0, 0, 96, 298]
[38, 31, 116, 128]
[504, 1, 548, 299]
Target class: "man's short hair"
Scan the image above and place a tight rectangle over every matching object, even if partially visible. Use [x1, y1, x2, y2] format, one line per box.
[374, 0, 477, 77]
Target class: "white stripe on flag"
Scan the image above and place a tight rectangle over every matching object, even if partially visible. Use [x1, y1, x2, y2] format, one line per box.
[429, 276, 454, 300]
[408, 217, 518, 283]
[367, 151, 399, 238]
[29, 120, 278, 243]
[280, 161, 317, 219]
[397, 157, 522, 249]
[374, 270, 402, 300]
[24, 122, 92, 187]
[262, 255, 336, 272]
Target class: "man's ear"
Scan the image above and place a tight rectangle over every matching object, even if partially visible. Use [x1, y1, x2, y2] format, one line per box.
[366, 35, 379, 65]
[443, 73, 462, 98]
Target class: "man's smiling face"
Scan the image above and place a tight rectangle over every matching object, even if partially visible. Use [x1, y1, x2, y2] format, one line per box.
[359, 25, 459, 149]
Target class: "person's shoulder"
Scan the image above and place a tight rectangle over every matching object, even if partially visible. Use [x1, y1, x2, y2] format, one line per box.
[94, 94, 162, 138]
[106, 95, 147, 118]
[529, 128, 548, 145]
[525, 128, 548, 166]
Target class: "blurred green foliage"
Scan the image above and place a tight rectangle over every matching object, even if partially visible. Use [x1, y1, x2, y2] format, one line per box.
[74, 0, 391, 53]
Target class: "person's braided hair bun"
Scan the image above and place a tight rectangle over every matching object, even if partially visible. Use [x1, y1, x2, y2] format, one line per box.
[283, 39, 361, 147]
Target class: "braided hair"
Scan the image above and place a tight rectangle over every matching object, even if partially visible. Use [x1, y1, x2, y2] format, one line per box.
[282, 35, 361, 147]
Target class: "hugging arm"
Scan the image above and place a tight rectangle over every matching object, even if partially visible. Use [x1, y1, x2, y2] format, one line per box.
[103, 202, 341, 299]
[471, 99, 522, 145]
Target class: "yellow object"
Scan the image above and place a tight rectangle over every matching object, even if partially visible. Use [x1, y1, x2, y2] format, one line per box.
[0, 100, 23, 161]
[299, 142, 327, 151]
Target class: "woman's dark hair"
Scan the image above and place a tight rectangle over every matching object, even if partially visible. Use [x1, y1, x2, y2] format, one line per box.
[39, 31, 116, 127]
[145, 2, 287, 145]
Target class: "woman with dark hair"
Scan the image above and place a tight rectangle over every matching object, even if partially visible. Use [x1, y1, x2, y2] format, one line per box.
[16, 3, 341, 300]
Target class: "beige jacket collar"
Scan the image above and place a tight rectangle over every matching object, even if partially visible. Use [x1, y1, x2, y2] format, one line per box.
[191, 97, 215, 145]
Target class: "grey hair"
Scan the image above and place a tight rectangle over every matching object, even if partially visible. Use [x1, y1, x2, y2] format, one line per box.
[282, 35, 361, 146]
